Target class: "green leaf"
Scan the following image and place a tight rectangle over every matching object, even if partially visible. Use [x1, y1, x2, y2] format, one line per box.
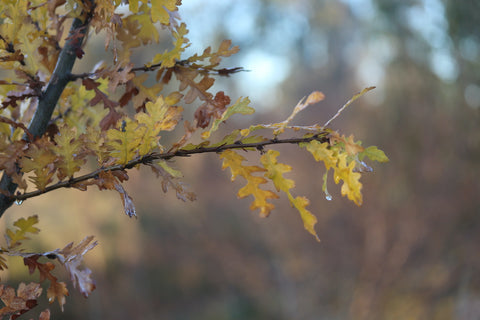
[6, 215, 40, 248]
[359, 146, 389, 163]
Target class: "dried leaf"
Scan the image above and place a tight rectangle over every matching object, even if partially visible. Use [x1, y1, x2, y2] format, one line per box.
[23, 256, 69, 311]
[0, 283, 42, 319]
[58, 236, 97, 297]
[148, 161, 196, 202]
[201, 97, 254, 139]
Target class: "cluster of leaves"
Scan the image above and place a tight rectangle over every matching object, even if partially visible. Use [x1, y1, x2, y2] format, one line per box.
[0, 215, 96, 319]
[219, 90, 388, 240]
[0, 0, 388, 317]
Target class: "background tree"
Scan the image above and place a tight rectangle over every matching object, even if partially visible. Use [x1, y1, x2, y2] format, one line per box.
[0, 1, 389, 319]
[5, 0, 478, 319]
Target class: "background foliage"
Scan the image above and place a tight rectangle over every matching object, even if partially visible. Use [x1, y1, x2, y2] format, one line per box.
[1, 0, 479, 319]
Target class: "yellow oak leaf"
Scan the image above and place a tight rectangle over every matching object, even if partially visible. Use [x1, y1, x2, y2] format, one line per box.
[303, 140, 337, 170]
[290, 196, 320, 241]
[261, 150, 319, 241]
[333, 153, 363, 206]
[303, 140, 363, 206]
[17, 22, 45, 74]
[127, 5, 159, 44]
[19, 138, 57, 191]
[106, 119, 145, 164]
[151, 0, 178, 24]
[188, 39, 239, 67]
[220, 149, 278, 217]
[151, 23, 189, 68]
[260, 150, 295, 193]
[237, 176, 277, 216]
[0, 1, 28, 43]
[135, 96, 183, 156]
[53, 126, 85, 180]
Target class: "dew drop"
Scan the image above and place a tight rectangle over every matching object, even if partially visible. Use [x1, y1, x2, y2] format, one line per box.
[325, 194, 333, 201]
[14, 199, 23, 205]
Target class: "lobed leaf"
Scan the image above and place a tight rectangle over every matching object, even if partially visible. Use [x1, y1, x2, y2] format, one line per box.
[106, 119, 145, 164]
[57, 236, 98, 298]
[23, 256, 69, 311]
[53, 126, 85, 180]
[261, 150, 320, 241]
[151, 23, 190, 68]
[6, 215, 40, 248]
[187, 39, 239, 67]
[220, 150, 278, 217]
[149, 161, 196, 202]
[151, 0, 179, 24]
[0, 282, 42, 319]
[302, 140, 364, 206]
[19, 138, 57, 191]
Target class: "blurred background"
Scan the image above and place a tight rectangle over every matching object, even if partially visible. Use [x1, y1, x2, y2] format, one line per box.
[4, 0, 480, 319]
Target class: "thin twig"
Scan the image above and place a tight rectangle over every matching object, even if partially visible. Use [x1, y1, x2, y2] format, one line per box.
[68, 61, 246, 81]
[13, 133, 329, 202]
[323, 86, 375, 128]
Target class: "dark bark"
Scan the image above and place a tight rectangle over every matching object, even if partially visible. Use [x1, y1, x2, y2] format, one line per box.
[0, 17, 89, 217]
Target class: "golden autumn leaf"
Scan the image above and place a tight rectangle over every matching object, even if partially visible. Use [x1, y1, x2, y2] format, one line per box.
[106, 119, 145, 164]
[261, 150, 295, 193]
[221, 149, 278, 217]
[303, 140, 338, 171]
[17, 22, 45, 74]
[261, 150, 320, 241]
[125, 5, 160, 44]
[290, 196, 320, 241]
[151, 23, 190, 68]
[19, 138, 57, 191]
[303, 139, 364, 206]
[151, 0, 179, 24]
[53, 126, 85, 180]
[187, 39, 239, 67]
[333, 153, 363, 206]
